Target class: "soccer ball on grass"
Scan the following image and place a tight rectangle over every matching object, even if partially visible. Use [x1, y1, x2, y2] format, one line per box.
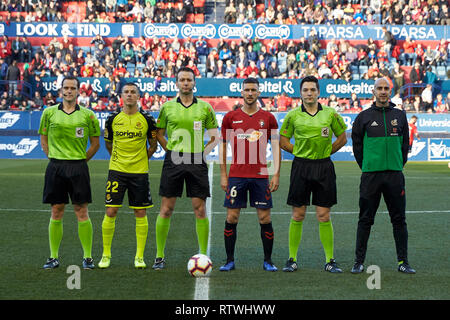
[187, 254, 212, 277]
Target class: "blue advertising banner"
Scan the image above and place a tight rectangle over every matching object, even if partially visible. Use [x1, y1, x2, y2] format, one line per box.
[1, 111, 449, 132]
[1, 23, 447, 41]
[41, 77, 377, 98]
[428, 139, 450, 161]
[1, 111, 448, 161]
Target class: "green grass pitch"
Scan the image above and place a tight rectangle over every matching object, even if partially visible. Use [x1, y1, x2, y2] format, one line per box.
[0, 159, 448, 300]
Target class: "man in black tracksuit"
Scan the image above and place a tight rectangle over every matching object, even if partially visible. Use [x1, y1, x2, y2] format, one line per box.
[351, 78, 416, 274]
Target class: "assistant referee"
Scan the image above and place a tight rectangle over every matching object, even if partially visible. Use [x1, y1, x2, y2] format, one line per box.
[39, 76, 100, 270]
[279, 76, 347, 273]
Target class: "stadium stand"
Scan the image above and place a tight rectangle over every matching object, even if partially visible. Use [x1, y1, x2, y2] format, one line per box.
[0, 0, 448, 113]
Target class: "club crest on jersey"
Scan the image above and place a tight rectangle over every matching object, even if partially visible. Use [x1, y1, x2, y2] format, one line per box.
[76, 127, 84, 138]
[259, 120, 265, 128]
[135, 122, 143, 130]
[391, 119, 398, 126]
[321, 127, 329, 137]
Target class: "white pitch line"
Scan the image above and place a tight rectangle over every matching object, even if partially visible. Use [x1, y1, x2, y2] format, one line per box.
[194, 162, 213, 301]
[1, 208, 449, 215]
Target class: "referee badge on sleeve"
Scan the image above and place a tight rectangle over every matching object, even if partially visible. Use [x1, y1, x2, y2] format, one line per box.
[76, 127, 85, 138]
[321, 127, 329, 137]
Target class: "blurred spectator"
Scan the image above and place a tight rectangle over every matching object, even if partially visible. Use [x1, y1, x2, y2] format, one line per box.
[195, 36, 209, 58]
[224, 2, 237, 23]
[421, 84, 434, 113]
[391, 63, 405, 95]
[6, 60, 21, 96]
[410, 61, 425, 95]
[391, 92, 404, 110]
[434, 93, 445, 113]
[275, 93, 292, 112]
[401, 36, 417, 66]
[425, 66, 437, 85]
[0, 98, 8, 110]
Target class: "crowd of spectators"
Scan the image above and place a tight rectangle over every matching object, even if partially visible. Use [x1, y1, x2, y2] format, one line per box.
[0, 0, 202, 24]
[1, 1, 448, 26]
[225, 0, 449, 25]
[0, 0, 449, 113]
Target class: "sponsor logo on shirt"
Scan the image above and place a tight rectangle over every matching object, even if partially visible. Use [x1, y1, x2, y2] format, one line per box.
[232, 120, 243, 124]
[236, 131, 263, 142]
[115, 130, 143, 138]
[391, 119, 398, 126]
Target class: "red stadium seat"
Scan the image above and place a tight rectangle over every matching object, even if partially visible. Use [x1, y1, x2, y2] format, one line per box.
[186, 13, 195, 23]
[193, 0, 205, 8]
[194, 14, 204, 24]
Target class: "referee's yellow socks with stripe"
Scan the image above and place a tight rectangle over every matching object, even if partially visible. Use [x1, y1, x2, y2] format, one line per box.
[48, 218, 63, 259]
[196, 217, 209, 255]
[78, 219, 93, 259]
[101, 214, 116, 257]
[135, 216, 148, 259]
[319, 220, 334, 263]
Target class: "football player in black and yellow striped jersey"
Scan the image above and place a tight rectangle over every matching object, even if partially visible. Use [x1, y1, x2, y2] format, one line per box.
[99, 82, 157, 269]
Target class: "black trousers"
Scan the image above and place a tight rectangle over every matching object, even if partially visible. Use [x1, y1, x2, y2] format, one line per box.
[355, 171, 409, 264]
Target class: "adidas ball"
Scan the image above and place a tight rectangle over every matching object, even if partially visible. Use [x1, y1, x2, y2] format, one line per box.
[187, 254, 212, 277]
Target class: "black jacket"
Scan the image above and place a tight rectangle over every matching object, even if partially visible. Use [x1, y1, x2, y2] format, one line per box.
[352, 102, 409, 172]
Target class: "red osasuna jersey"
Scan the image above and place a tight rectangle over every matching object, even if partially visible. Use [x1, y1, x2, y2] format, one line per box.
[221, 108, 278, 178]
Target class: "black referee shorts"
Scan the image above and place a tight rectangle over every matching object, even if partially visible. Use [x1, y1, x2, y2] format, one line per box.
[43, 159, 92, 205]
[159, 150, 210, 199]
[287, 157, 337, 208]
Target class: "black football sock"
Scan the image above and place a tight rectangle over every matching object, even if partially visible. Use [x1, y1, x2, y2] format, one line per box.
[260, 222, 274, 262]
[224, 221, 237, 262]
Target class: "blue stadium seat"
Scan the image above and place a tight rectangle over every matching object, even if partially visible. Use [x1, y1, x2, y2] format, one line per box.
[136, 63, 145, 73]
[353, 73, 360, 80]
[436, 66, 446, 80]
[197, 63, 206, 77]
[126, 63, 135, 74]
[278, 62, 287, 74]
[359, 65, 368, 76]
[350, 65, 359, 74]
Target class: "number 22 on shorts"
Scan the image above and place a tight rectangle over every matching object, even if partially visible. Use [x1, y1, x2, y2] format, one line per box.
[106, 181, 119, 193]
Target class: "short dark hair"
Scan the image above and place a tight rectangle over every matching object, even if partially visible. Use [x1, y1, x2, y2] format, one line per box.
[61, 75, 80, 89]
[121, 82, 140, 94]
[243, 77, 259, 86]
[176, 67, 195, 81]
[300, 76, 319, 91]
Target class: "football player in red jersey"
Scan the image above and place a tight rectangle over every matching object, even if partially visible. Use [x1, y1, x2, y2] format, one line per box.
[219, 78, 281, 272]
[408, 115, 420, 153]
